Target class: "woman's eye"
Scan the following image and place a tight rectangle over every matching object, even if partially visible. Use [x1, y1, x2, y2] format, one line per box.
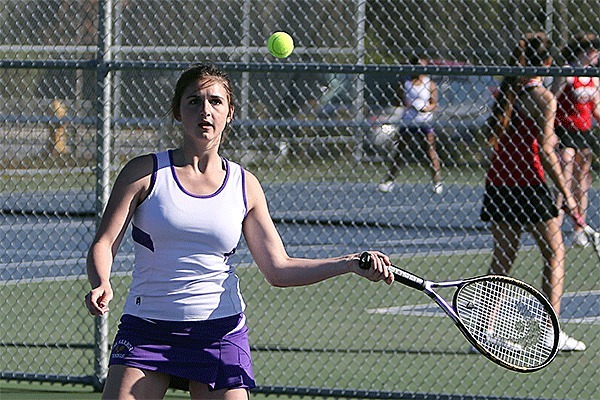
[186, 96, 224, 106]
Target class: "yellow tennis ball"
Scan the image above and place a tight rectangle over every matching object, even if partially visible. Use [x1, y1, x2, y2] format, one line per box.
[268, 32, 294, 58]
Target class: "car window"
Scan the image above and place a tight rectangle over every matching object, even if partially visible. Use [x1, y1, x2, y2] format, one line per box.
[437, 75, 497, 111]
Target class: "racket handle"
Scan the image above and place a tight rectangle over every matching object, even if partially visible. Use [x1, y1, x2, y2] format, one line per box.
[358, 252, 425, 291]
[358, 252, 373, 270]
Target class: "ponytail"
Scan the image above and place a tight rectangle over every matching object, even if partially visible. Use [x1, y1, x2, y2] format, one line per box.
[487, 32, 550, 148]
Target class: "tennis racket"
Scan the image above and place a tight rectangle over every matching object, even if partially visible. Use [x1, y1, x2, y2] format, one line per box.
[582, 225, 600, 261]
[359, 252, 560, 372]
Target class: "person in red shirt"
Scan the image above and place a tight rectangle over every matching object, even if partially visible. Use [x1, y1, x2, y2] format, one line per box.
[481, 33, 586, 351]
[552, 32, 600, 247]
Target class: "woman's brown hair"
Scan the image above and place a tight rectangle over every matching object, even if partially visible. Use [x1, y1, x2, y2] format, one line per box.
[487, 32, 551, 148]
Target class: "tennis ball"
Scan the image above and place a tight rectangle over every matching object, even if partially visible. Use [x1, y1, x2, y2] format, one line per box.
[268, 32, 294, 58]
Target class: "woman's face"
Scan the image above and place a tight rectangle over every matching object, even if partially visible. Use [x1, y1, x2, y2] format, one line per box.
[177, 78, 233, 145]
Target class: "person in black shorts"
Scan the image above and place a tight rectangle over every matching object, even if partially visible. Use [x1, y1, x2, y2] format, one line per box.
[552, 32, 600, 247]
[481, 33, 586, 351]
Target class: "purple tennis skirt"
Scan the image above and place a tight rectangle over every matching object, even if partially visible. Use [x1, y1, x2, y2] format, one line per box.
[109, 313, 255, 391]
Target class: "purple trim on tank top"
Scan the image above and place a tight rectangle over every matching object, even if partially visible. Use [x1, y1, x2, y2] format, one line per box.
[167, 150, 230, 199]
[240, 167, 248, 216]
[149, 153, 158, 193]
[132, 224, 154, 252]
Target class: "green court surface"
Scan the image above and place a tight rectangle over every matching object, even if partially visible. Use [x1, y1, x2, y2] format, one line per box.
[0, 381, 345, 400]
[1, 248, 598, 400]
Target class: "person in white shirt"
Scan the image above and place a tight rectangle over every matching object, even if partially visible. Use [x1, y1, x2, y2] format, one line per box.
[85, 63, 393, 400]
[378, 56, 443, 194]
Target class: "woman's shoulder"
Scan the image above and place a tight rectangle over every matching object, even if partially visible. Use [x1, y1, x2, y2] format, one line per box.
[124, 153, 155, 172]
[239, 167, 265, 206]
[117, 153, 156, 185]
[241, 167, 260, 187]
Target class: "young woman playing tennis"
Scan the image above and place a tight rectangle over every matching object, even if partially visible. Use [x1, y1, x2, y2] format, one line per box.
[481, 33, 586, 352]
[84, 64, 393, 400]
[552, 32, 600, 247]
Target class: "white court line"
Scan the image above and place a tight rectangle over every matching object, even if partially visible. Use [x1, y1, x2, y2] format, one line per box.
[0, 220, 94, 232]
[366, 290, 600, 325]
[0, 254, 134, 285]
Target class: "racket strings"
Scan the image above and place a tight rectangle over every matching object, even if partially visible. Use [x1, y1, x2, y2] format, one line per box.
[456, 280, 556, 369]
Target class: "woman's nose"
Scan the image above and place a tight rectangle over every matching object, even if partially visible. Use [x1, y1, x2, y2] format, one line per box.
[201, 102, 211, 115]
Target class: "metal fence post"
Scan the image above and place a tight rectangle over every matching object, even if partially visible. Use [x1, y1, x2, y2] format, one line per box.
[93, 0, 114, 391]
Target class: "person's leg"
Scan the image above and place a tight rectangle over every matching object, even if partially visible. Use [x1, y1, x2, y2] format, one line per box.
[425, 131, 442, 186]
[560, 146, 576, 222]
[528, 217, 586, 351]
[573, 148, 593, 229]
[102, 365, 170, 400]
[379, 130, 404, 192]
[489, 222, 522, 275]
[189, 382, 249, 400]
[528, 218, 565, 316]
[385, 136, 402, 182]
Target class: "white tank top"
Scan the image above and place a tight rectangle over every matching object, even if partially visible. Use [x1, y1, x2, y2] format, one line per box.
[123, 150, 248, 321]
[403, 76, 434, 124]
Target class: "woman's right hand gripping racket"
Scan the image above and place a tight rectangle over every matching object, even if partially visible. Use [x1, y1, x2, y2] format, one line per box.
[568, 210, 600, 260]
[359, 252, 560, 372]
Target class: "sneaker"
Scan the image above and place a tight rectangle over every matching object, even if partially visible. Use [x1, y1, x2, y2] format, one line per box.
[556, 331, 586, 352]
[377, 181, 395, 193]
[571, 230, 590, 248]
[433, 182, 444, 194]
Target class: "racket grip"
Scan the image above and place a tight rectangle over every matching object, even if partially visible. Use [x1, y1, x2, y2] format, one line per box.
[359, 252, 425, 290]
[358, 251, 373, 270]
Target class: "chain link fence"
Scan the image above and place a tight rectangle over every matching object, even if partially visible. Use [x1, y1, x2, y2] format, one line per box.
[1, 1, 598, 399]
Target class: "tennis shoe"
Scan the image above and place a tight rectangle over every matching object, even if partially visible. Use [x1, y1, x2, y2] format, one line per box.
[378, 181, 395, 193]
[556, 331, 586, 352]
[571, 231, 590, 248]
[433, 182, 444, 194]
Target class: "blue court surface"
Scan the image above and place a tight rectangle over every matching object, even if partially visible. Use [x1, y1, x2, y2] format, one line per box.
[2, 182, 599, 326]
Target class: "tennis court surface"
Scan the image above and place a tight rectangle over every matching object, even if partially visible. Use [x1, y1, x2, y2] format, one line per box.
[1, 182, 599, 399]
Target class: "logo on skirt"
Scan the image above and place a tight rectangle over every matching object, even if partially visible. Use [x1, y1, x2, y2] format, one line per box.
[111, 339, 134, 359]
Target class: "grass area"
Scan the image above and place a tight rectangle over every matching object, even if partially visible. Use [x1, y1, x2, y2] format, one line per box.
[0, 166, 97, 193]
[2, 154, 597, 192]
[0, 157, 491, 193]
[0, 381, 303, 400]
[0, 381, 376, 400]
[0, 381, 184, 400]
[1, 249, 597, 400]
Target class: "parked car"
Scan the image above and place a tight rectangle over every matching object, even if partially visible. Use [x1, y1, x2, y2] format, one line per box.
[287, 72, 401, 120]
[363, 74, 498, 164]
[270, 70, 497, 163]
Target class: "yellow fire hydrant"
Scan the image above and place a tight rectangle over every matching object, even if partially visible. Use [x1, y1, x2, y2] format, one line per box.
[49, 99, 68, 155]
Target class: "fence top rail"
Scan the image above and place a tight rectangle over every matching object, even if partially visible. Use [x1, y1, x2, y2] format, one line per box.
[0, 59, 598, 77]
